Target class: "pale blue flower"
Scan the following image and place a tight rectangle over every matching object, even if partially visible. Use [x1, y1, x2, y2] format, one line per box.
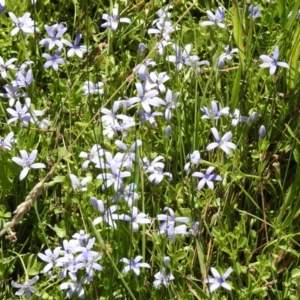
[0, 0, 4, 13]
[38, 247, 61, 273]
[11, 275, 40, 299]
[101, 7, 131, 31]
[189, 221, 200, 237]
[200, 7, 226, 28]
[148, 168, 172, 184]
[184, 150, 201, 172]
[206, 128, 236, 155]
[72, 230, 89, 247]
[165, 125, 172, 137]
[152, 6, 173, 26]
[259, 125, 266, 139]
[120, 206, 151, 232]
[192, 166, 222, 190]
[75, 248, 102, 277]
[201, 101, 229, 120]
[157, 207, 189, 235]
[143, 155, 165, 173]
[62, 33, 89, 58]
[163, 256, 170, 265]
[82, 80, 104, 95]
[259, 46, 289, 75]
[128, 83, 165, 113]
[12, 150, 46, 180]
[90, 197, 119, 228]
[229, 109, 248, 126]
[166, 44, 199, 71]
[120, 256, 151, 275]
[115, 139, 142, 170]
[60, 273, 92, 299]
[204, 267, 232, 292]
[248, 5, 261, 19]
[147, 71, 170, 93]
[164, 89, 179, 121]
[0, 83, 27, 107]
[9, 12, 39, 36]
[218, 45, 238, 69]
[79, 144, 105, 170]
[96, 152, 131, 191]
[42, 49, 66, 71]
[133, 59, 157, 81]
[0, 132, 16, 151]
[153, 268, 174, 288]
[139, 109, 163, 126]
[0, 56, 17, 80]
[69, 174, 90, 191]
[39, 24, 67, 49]
[148, 20, 177, 41]
[112, 183, 140, 206]
[12, 69, 33, 88]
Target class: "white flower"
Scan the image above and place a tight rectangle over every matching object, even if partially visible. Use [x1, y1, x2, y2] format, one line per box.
[9, 12, 39, 36]
[153, 268, 174, 288]
[204, 267, 232, 293]
[101, 7, 131, 31]
[0, 132, 16, 151]
[69, 174, 89, 191]
[119, 206, 151, 232]
[11, 275, 40, 299]
[12, 150, 46, 181]
[82, 81, 104, 95]
[120, 256, 151, 275]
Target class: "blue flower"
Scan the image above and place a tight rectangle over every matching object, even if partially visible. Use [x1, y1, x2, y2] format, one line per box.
[11, 275, 40, 299]
[90, 197, 119, 228]
[42, 49, 66, 71]
[9, 12, 39, 36]
[206, 128, 236, 155]
[157, 207, 189, 239]
[0, 56, 17, 79]
[204, 267, 232, 293]
[62, 33, 89, 58]
[38, 247, 61, 274]
[166, 44, 199, 71]
[0, 132, 16, 152]
[200, 7, 226, 28]
[82, 80, 104, 95]
[101, 7, 131, 31]
[218, 45, 238, 69]
[201, 101, 229, 120]
[259, 46, 289, 75]
[120, 256, 151, 275]
[184, 150, 201, 172]
[60, 273, 92, 299]
[39, 24, 67, 49]
[164, 89, 179, 122]
[12, 69, 33, 88]
[259, 125, 266, 139]
[0, 0, 5, 13]
[119, 206, 151, 232]
[0, 83, 27, 107]
[153, 268, 174, 288]
[127, 83, 165, 112]
[12, 149, 46, 181]
[192, 166, 222, 190]
[248, 5, 261, 19]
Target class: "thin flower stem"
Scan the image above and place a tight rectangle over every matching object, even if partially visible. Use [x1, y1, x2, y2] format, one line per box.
[89, 218, 137, 300]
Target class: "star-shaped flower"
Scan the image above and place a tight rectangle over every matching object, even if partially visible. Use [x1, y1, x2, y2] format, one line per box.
[204, 267, 232, 293]
[259, 46, 289, 75]
[12, 150, 46, 180]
